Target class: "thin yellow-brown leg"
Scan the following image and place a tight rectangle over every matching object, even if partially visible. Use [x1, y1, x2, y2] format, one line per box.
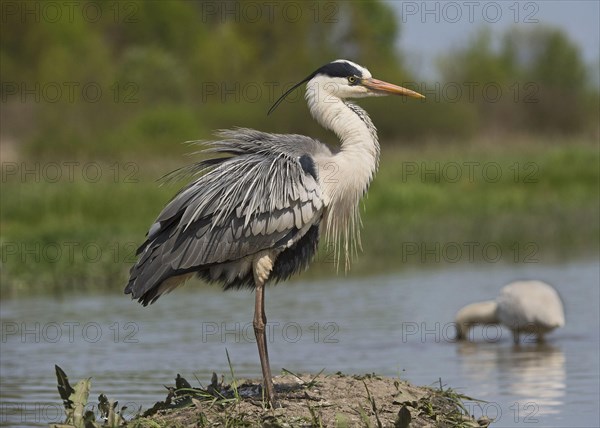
[253, 254, 275, 407]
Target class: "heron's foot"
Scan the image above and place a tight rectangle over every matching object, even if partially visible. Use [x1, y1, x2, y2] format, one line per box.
[259, 373, 279, 408]
[263, 389, 280, 409]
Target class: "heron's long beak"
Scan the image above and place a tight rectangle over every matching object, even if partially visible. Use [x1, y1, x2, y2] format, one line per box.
[363, 78, 425, 99]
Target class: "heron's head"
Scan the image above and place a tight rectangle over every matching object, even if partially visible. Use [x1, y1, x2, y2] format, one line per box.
[268, 59, 424, 114]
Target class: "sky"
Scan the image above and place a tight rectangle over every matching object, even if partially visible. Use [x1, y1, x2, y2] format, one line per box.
[388, 0, 600, 82]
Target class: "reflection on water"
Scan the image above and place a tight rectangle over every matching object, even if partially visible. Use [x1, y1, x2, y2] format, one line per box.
[458, 342, 566, 417]
[0, 260, 598, 427]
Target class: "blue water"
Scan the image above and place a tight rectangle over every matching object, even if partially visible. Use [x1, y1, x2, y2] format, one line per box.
[1, 260, 598, 427]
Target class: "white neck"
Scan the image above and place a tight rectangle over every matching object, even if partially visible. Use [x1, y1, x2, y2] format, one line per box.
[455, 300, 500, 339]
[305, 82, 380, 267]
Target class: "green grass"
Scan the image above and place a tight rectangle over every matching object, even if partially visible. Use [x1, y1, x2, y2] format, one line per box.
[1, 136, 598, 296]
[356, 135, 599, 272]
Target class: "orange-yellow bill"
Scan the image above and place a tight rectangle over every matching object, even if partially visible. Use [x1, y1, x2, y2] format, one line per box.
[362, 78, 425, 99]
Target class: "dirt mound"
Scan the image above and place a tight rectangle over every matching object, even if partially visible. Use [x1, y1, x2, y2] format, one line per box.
[132, 372, 491, 427]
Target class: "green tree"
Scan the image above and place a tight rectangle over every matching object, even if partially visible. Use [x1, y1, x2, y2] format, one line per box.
[2, 0, 414, 157]
[439, 26, 593, 135]
[502, 26, 589, 133]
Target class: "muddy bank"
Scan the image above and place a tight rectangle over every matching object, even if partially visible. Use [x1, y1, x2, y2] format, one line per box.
[130, 372, 491, 427]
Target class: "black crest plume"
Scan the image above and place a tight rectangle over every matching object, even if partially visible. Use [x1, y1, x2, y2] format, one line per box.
[267, 61, 363, 115]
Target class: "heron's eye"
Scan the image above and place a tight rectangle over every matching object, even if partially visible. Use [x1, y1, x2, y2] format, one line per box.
[348, 76, 357, 85]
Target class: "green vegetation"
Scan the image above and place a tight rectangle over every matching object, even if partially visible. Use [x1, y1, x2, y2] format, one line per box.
[52, 365, 128, 428]
[2, 2, 597, 157]
[359, 136, 599, 273]
[1, 1, 598, 296]
[49, 367, 488, 427]
[439, 27, 598, 135]
[2, 136, 598, 296]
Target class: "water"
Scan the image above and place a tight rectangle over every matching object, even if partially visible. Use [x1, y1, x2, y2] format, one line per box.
[1, 261, 598, 427]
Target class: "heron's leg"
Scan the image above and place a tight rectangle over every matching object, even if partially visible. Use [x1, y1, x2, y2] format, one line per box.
[253, 253, 275, 407]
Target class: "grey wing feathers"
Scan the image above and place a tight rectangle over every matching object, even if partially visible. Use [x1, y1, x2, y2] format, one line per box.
[125, 129, 328, 305]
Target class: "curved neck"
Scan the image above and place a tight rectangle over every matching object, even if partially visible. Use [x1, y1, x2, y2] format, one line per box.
[305, 82, 380, 267]
[305, 85, 380, 162]
[455, 300, 499, 340]
[305, 84, 380, 195]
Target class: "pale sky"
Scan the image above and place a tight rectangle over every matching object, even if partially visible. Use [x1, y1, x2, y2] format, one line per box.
[388, 0, 600, 82]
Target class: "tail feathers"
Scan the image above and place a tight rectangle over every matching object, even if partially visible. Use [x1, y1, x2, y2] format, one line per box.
[126, 272, 195, 306]
[125, 237, 192, 306]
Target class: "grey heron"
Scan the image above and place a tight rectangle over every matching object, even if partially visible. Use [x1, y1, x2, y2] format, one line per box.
[455, 280, 565, 344]
[125, 59, 424, 406]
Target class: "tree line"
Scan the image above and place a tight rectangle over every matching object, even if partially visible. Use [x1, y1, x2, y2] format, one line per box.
[1, 1, 597, 158]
